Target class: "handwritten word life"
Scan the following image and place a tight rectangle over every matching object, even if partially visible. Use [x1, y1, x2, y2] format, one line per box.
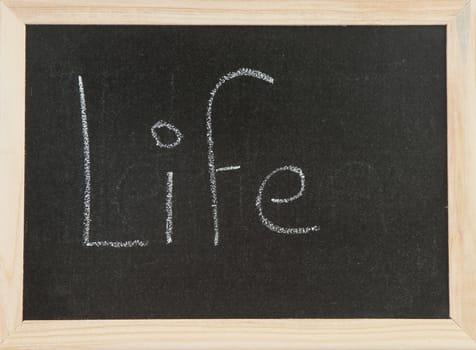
[77, 68, 320, 248]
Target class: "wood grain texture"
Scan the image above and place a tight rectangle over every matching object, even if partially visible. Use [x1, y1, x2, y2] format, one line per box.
[0, 319, 474, 350]
[0, 1, 25, 344]
[2, 0, 471, 24]
[448, 0, 476, 342]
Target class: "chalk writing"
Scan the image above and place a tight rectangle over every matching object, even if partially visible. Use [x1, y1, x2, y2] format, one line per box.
[78, 69, 321, 248]
[256, 165, 320, 234]
[165, 171, 174, 244]
[216, 166, 241, 172]
[206, 68, 274, 246]
[78, 75, 149, 248]
[151, 120, 183, 149]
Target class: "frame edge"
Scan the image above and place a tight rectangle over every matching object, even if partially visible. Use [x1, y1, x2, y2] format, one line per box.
[448, 0, 476, 343]
[0, 0, 25, 343]
[0, 319, 475, 350]
[2, 0, 471, 25]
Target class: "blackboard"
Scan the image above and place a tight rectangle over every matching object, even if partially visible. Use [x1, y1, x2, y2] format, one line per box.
[24, 25, 448, 319]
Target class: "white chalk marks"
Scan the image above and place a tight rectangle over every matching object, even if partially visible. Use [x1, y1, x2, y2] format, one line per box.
[78, 75, 148, 248]
[207, 68, 274, 246]
[78, 76, 91, 246]
[216, 165, 241, 172]
[150, 121, 180, 244]
[151, 120, 183, 149]
[78, 69, 318, 248]
[256, 165, 320, 234]
[165, 171, 174, 244]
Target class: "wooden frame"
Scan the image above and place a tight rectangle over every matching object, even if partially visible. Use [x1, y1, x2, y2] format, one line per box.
[0, 0, 475, 348]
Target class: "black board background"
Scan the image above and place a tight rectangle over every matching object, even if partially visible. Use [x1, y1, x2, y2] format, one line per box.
[24, 26, 448, 319]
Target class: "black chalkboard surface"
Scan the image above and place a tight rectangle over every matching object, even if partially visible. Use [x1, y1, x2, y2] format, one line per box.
[24, 25, 448, 319]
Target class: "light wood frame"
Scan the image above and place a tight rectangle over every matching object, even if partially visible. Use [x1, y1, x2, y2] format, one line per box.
[1, 0, 475, 348]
